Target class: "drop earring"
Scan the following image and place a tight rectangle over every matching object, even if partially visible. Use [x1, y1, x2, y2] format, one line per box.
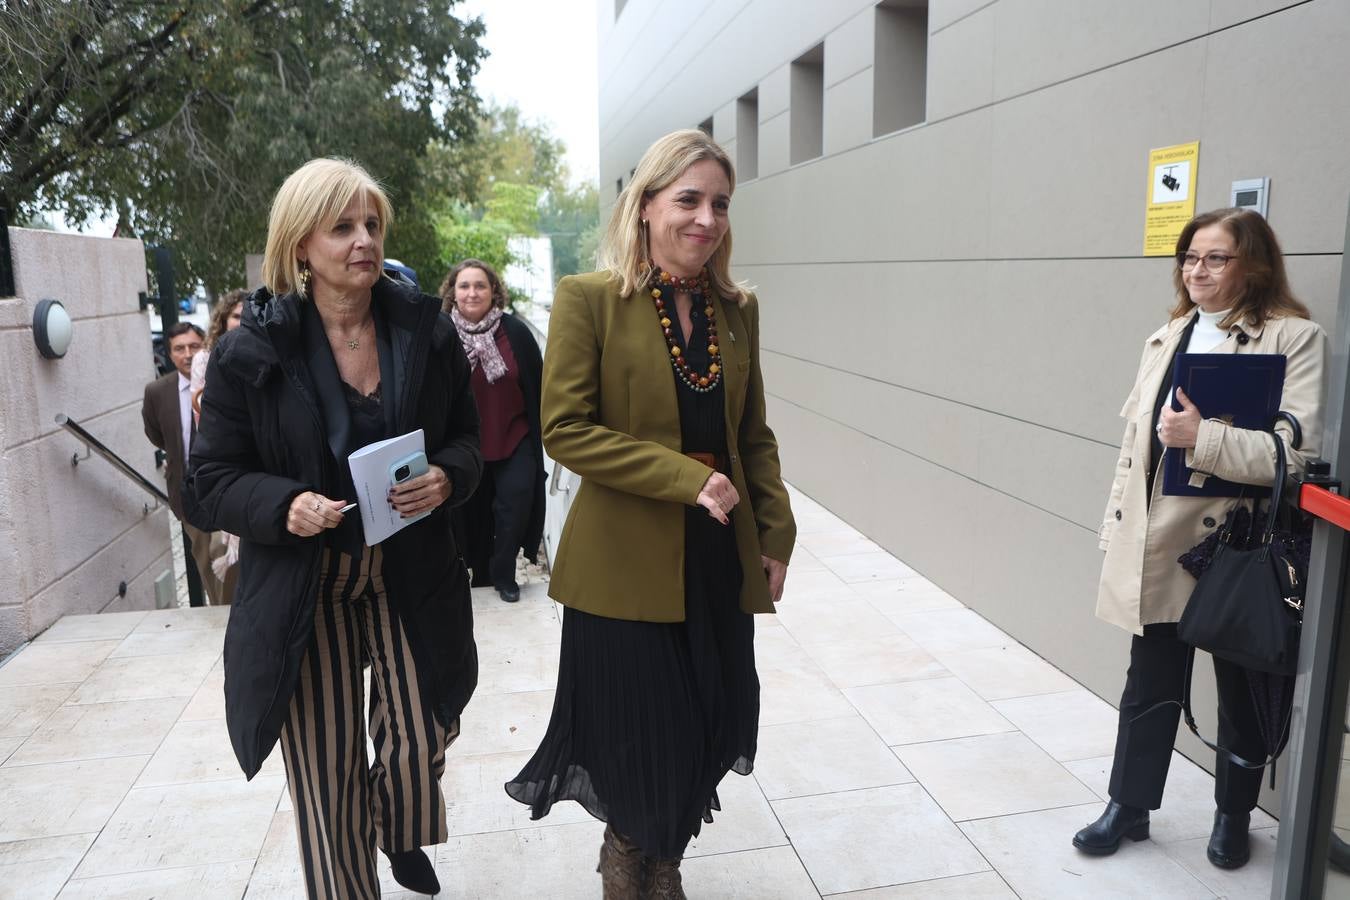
[298, 260, 312, 299]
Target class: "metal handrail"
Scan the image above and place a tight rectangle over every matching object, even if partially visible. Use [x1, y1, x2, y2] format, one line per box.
[56, 414, 168, 507]
[1300, 483, 1350, 532]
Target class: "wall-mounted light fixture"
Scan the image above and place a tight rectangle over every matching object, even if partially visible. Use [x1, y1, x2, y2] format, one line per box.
[33, 298, 73, 359]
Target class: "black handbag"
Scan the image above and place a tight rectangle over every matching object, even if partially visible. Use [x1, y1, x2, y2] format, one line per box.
[1176, 418, 1306, 675]
[1170, 413, 1310, 782]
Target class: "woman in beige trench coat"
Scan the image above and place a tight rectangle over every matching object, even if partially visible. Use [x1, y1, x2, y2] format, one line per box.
[1073, 209, 1326, 870]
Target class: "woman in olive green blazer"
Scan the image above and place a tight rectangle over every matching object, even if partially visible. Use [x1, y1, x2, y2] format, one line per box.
[506, 129, 795, 899]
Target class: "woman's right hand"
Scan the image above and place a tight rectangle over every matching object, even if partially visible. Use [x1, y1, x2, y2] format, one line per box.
[696, 472, 740, 525]
[287, 491, 348, 537]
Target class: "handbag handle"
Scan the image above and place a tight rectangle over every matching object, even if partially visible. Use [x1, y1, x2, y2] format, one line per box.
[1258, 411, 1301, 547]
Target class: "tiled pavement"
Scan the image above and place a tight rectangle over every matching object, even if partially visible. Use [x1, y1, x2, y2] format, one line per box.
[0, 485, 1339, 898]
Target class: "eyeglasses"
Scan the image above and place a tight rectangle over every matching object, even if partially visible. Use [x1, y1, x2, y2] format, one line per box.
[1178, 251, 1236, 273]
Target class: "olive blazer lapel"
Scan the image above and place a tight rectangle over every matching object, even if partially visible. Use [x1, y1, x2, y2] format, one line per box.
[713, 294, 749, 432]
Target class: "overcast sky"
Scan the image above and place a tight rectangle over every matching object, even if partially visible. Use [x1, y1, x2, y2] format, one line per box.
[459, 0, 600, 186]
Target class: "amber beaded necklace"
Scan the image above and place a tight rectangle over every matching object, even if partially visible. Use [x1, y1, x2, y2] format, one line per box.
[648, 267, 722, 393]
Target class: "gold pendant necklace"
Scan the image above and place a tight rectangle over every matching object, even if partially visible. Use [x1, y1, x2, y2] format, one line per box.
[346, 337, 360, 350]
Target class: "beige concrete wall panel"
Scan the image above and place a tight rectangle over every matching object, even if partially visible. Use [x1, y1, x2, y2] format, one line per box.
[1284, 255, 1343, 335]
[757, 113, 792, 178]
[0, 296, 26, 329]
[10, 406, 163, 599]
[1209, 0, 1308, 31]
[975, 259, 1176, 443]
[825, 7, 875, 88]
[1197, 0, 1350, 254]
[758, 65, 791, 121]
[1, 314, 156, 452]
[986, 43, 1208, 259]
[0, 605, 27, 655]
[824, 70, 875, 156]
[963, 484, 1130, 702]
[713, 100, 737, 142]
[599, 1, 875, 180]
[26, 511, 170, 635]
[733, 110, 994, 264]
[926, 7, 995, 120]
[930, 0, 997, 33]
[742, 261, 966, 396]
[763, 350, 983, 479]
[767, 347, 1112, 531]
[743, 255, 1175, 447]
[766, 392, 984, 599]
[9, 228, 146, 321]
[102, 548, 172, 615]
[989, 0, 1211, 102]
[973, 413, 1119, 532]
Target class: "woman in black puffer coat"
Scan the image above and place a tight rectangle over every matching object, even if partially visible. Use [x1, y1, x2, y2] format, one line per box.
[184, 157, 482, 899]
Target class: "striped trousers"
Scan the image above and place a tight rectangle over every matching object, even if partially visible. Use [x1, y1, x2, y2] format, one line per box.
[279, 546, 458, 899]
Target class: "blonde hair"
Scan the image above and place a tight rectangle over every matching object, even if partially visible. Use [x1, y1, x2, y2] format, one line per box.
[261, 158, 394, 297]
[597, 129, 748, 305]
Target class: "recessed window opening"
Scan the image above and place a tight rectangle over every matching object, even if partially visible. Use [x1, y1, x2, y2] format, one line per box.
[736, 89, 759, 181]
[790, 43, 824, 164]
[874, 0, 929, 136]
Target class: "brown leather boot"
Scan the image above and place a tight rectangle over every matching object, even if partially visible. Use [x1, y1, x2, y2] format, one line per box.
[597, 824, 645, 899]
[642, 857, 686, 899]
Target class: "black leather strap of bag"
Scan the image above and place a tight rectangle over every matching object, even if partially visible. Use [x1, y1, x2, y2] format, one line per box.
[1179, 644, 1293, 780]
[1178, 420, 1297, 781]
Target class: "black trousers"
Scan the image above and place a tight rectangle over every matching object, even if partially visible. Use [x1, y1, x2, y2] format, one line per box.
[485, 436, 537, 590]
[180, 524, 206, 608]
[1109, 623, 1265, 813]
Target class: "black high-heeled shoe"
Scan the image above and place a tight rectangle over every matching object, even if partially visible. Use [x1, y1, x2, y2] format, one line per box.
[1207, 810, 1251, 869]
[1072, 800, 1151, 855]
[384, 847, 440, 895]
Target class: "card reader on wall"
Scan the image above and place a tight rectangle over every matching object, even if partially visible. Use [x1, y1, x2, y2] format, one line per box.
[1231, 177, 1269, 217]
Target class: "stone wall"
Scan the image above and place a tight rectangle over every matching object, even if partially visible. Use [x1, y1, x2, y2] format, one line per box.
[0, 228, 169, 654]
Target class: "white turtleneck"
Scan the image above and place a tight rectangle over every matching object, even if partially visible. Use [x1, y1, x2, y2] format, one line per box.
[1186, 306, 1232, 354]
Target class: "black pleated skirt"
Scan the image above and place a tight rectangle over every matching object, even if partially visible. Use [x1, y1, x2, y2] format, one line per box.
[504, 500, 755, 859]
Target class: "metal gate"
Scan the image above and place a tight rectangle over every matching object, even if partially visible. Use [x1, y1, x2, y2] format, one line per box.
[1273, 203, 1350, 899]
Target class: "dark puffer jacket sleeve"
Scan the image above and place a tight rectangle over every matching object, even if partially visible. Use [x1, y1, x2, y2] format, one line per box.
[184, 349, 311, 544]
[429, 329, 483, 509]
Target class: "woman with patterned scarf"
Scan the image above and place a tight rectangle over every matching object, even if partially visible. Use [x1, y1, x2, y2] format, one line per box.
[441, 258, 546, 603]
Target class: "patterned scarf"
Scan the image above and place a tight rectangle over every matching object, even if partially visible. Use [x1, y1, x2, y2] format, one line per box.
[451, 306, 508, 383]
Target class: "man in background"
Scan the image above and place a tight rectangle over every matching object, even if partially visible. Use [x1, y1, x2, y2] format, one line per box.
[142, 322, 219, 606]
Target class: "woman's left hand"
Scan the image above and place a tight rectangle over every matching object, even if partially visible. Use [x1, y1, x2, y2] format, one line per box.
[389, 465, 452, 518]
[762, 555, 788, 603]
[1158, 386, 1201, 449]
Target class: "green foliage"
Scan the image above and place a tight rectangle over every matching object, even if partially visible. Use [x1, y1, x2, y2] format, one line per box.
[485, 182, 542, 235]
[1, 0, 487, 292]
[540, 181, 600, 279]
[433, 204, 517, 288]
[426, 101, 600, 287]
[426, 101, 567, 206]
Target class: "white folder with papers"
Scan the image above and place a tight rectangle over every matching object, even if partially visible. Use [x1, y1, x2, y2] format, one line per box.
[348, 428, 427, 546]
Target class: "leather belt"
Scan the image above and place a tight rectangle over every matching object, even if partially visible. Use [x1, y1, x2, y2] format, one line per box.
[684, 451, 728, 472]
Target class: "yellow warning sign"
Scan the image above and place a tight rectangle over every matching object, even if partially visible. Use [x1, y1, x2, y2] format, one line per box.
[1143, 141, 1199, 257]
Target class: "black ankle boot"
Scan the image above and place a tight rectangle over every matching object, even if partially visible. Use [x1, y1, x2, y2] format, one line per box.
[384, 847, 440, 895]
[1072, 800, 1151, 855]
[1207, 810, 1251, 869]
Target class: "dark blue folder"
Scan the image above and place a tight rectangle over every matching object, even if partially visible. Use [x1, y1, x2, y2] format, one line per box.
[1161, 353, 1286, 497]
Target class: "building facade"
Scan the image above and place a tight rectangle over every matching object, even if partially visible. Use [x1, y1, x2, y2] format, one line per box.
[597, 0, 1350, 802]
[1, 229, 169, 654]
